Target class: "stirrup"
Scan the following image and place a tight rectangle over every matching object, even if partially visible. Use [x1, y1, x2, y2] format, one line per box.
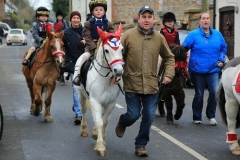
[22, 59, 30, 67]
[73, 74, 81, 86]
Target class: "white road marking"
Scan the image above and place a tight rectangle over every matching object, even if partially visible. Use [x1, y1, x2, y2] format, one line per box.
[151, 125, 208, 160]
[115, 103, 124, 108]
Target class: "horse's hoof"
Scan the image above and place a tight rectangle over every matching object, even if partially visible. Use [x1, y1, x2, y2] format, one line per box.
[232, 150, 240, 156]
[45, 116, 53, 123]
[96, 151, 106, 157]
[174, 111, 183, 120]
[160, 113, 166, 117]
[81, 132, 88, 137]
[167, 120, 173, 125]
[34, 111, 40, 116]
[92, 134, 98, 140]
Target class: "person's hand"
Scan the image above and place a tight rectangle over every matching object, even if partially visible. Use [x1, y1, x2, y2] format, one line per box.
[80, 39, 86, 46]
[111, 76, 121, 85]
[162, 76, 172, 84]
[217, 61, 223, 67]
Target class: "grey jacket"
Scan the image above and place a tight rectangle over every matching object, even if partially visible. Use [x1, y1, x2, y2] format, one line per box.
[31, 21, 52, 47]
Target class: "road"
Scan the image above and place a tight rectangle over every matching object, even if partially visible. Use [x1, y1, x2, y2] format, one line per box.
[0, 32, 239, 160]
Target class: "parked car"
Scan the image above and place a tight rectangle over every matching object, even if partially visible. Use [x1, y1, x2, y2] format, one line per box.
[6, 29, 27, 45]
[0, 22, 11, 38]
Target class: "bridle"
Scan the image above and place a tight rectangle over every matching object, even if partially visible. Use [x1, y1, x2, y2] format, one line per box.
[93, 43, 124, 77]
[35, 36, 65, 65]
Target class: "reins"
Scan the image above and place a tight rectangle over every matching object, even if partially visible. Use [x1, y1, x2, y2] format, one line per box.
[92, 45, 125, 95]
[92, 47, 111, 77]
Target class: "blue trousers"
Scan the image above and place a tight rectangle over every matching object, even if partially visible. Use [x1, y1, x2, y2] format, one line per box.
[70, 73, 82, 117]
[190, 72, 219, 120]
[119, 92, 158, 147]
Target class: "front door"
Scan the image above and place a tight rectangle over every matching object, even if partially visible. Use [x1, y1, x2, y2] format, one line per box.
[219, 6, 235, 60]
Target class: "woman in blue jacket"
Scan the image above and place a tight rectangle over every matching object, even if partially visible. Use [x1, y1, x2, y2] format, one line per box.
[182, 12, 227, 125]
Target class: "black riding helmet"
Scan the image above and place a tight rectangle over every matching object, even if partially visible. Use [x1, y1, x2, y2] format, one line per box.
[89, 0, 107, 12]
[36, 6, 50, 17]
[162, 12, 176, 24]
[56, 10, 64, 18]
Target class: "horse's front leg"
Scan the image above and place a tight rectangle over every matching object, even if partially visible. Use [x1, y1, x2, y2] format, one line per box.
[173, 88, 185, 120]
[33, 83, 43, 116]
[101, 102, 116, 145]
[44, 82, 56, 123]
[165, 93, 173, 125]
[90, 99, 106, 157]
[27, 80, 35, 115]
[79, 93, 88, 137]
[225, 99, 240, 155]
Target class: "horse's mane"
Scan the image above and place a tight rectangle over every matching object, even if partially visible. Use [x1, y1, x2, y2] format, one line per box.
[94, 39, 102, 58]
[169, 44, 187, 62]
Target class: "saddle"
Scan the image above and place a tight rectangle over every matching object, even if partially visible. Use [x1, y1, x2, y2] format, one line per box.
[29, 48, 41, 66]
[80, 54, 94, 90]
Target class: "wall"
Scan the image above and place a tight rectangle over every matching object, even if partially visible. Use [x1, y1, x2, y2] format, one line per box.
[111, 0, 213, 30]
[0, 0, 4, 21]
[216, 0, 240, 57]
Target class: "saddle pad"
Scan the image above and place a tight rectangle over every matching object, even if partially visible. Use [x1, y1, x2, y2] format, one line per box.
[29, 48, 40, 66]
[235, 72, 240, 94]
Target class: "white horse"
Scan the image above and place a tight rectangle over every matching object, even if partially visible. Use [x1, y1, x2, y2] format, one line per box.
[217, 57, 240, 156]
[73, 24, 124, 156]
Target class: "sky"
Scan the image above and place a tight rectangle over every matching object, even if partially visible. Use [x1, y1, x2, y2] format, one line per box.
[29, 0, 52, 10]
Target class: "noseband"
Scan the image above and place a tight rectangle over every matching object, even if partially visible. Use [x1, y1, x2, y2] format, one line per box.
[94, 46, 124, 77]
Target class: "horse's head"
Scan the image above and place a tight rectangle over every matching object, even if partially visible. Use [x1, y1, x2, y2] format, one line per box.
[42, 22, 65, 67]
[97, 24, 124, 77]
[169, 44, 187, 62]
[169, 44, 187, 77]
[46, 31, 65, 66]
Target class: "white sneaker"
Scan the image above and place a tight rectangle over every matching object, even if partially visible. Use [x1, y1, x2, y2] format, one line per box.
[193, 120, 202, 124]
[206, 117, 217, 125]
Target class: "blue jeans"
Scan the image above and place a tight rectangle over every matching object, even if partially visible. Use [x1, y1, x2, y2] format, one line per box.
[190, 72, 219, 120]
[70, 73, 82, 117]
[119, 92, 158, 147]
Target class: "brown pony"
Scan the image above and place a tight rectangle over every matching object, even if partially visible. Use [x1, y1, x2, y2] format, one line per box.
[158, 44, 187, 125]
[22, 25, 65, 122]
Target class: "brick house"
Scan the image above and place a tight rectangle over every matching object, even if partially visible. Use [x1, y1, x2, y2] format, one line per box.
[70, 0, 240, 58]
[216, 0, 239, 59]
[0, 0, 6, 21]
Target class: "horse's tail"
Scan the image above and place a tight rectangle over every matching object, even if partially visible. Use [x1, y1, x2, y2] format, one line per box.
[217, 79, 227, 125]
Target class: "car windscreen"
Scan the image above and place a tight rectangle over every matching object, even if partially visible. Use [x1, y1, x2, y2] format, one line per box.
[10, 30, 22, 34]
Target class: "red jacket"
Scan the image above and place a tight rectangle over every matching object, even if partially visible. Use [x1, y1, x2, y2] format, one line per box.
[160, 26, 180, 45]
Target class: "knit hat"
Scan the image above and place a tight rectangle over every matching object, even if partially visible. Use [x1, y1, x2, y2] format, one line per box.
[70, 11, 81, 21]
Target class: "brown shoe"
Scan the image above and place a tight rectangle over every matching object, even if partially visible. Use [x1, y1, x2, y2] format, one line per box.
[135, 146, 148, 157]
[115, 115, 126, 138]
